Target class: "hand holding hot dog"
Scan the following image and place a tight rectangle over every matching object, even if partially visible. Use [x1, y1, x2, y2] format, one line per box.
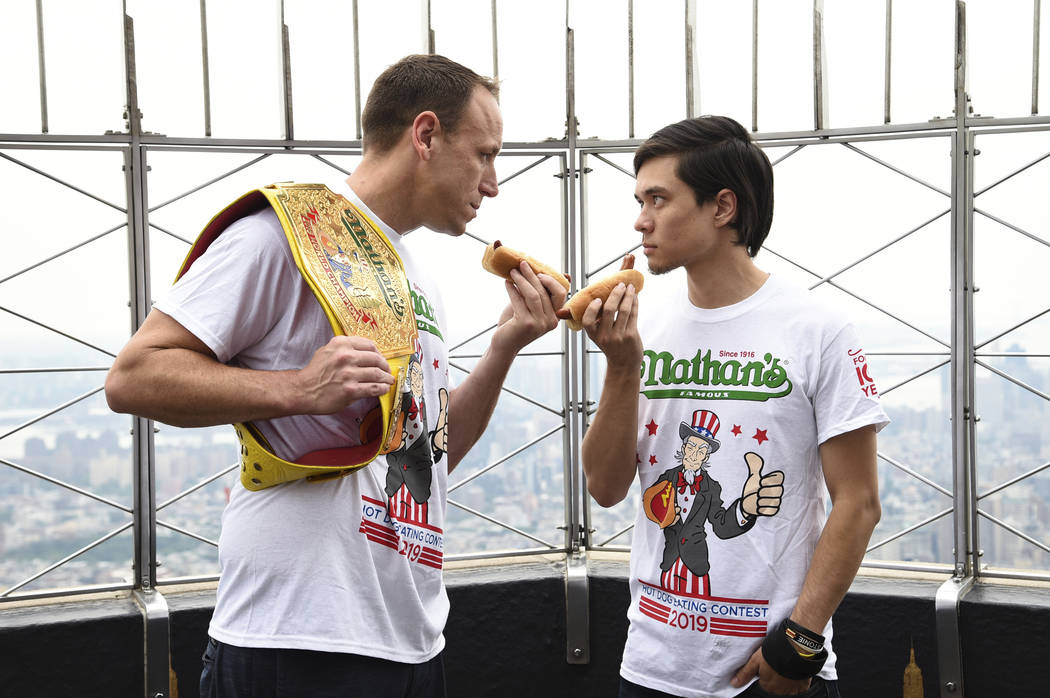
[575, 254, 643, 368]
[481, 241, 568, 354]
[556, 253, 644, 330]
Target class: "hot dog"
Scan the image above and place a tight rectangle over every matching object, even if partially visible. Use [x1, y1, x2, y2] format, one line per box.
[481, 240, 571, 293]
[555, 254, 643, 331]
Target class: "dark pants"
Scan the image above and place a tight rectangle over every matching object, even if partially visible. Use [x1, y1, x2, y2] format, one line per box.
[200, 637, 447, 698]
[619, 675, 841, 698]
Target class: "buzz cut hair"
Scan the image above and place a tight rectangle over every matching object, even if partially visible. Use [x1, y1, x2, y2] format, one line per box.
[361, 54, 499, 154]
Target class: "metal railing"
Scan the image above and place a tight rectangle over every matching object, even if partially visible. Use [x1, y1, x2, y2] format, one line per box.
[2, 2, 1050, 696]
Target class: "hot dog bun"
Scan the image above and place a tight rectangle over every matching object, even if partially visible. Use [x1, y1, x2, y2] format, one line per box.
[481, 240, 571, 292]
[555, 254, 643, 330]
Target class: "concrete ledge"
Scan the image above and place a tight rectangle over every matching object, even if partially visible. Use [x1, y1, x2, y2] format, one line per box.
[443, 556, 630, 697]
[833, 574, 941, 697]
[960, 581, 1050, 697]
[0, 595, 142, 697]
[2, 562, 1048, 698]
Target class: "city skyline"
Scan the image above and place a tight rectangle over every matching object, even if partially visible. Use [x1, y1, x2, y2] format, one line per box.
[3, 343, 1047, 596]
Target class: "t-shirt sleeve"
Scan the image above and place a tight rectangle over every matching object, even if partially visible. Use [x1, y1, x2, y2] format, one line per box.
[153, 209, 298, 364]
[813, 322, 890, 445]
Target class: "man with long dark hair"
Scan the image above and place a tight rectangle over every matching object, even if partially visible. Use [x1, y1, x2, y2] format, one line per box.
[582, 115, 888, 697]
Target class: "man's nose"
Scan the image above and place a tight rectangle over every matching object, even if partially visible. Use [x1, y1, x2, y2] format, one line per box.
[635, 210, 650, 233]
[480, 166, 499, 198]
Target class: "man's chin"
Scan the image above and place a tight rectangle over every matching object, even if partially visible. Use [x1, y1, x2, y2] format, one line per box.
[427, 222, 467, 237]
[647, 260, 678, 275]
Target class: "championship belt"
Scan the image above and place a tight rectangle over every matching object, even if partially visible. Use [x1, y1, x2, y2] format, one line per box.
[176, 183, 418, 491]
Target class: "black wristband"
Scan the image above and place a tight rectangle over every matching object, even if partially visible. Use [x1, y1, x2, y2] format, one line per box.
[761, 619, 828, 680]
[784, 618, 825, 654]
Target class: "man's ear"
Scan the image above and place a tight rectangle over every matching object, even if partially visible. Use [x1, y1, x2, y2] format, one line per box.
[713, 188, 738, 227]
[411, 111, 440, 161]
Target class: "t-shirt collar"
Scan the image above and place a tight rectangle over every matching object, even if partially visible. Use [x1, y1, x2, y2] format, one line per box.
[680, 273, 780, 323]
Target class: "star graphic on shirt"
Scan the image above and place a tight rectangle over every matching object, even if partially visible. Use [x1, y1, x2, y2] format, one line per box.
[645, 419, 659, 436]
[648, 454, 658, 466]
[753, 428, 769, 445]
[433, 359, 440, 369]
[731, 424, 742, 436]
[636, 453, 641, 465]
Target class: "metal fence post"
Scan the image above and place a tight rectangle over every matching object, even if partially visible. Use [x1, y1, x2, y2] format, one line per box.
[121, 11, 170, 698]
[937, 3, 977, 697]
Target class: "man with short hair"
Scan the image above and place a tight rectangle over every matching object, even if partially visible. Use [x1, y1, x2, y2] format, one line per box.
[581, 115, 888, 698]
[105, 54, 566, 697]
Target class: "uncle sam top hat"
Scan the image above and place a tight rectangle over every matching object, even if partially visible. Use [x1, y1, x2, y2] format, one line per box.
[679, 409, 721, 453]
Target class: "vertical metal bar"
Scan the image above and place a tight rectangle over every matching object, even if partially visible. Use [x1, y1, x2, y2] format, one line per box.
[353, 0, 363, 141]
[935, 576, 974, 697]
[685, 0, 700, 119]
[752, 0, 759, 131]
[1034, 0, 1041, 115]
[577, 151, 591, 555]
[123, 12, 168, 697]
[280, 0, 294, 141]
[423, 0, 434, 53]
[813, 0, 828, 130]
[135, 588, 172, 698]
[563, 9, 590, 664]
[949, 0, 976, 583]
[35, 0, 48, 134]
[885, 0, 893, 123]
[628, 0, 635, 139]
[123, 14, 150, 587]
[565, 550, 590, 664]
[491, 0, 500, 91]
[937, 8, 975, 695]
[200, 0, 213, 137]
[561, 150, 576, 559]
[565, 17, 580, 556]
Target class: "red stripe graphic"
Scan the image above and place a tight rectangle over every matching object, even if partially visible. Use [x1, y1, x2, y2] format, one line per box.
[359, 521, 398, 550]
[710, 619, 767, 630]
[638, 597, 671, 624]
[416, 552, 443, 569]
[359, 520, 444, 569]
[709, 616, 767, 637]
[710, 628, 766, 638]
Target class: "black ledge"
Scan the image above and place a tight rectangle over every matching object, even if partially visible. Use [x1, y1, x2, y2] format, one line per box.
[1, 559, 1046, 698]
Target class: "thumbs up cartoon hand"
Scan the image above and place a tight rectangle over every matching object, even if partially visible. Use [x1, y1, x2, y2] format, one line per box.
[740, 452, 784, 517]
[430, 388, 449, 455]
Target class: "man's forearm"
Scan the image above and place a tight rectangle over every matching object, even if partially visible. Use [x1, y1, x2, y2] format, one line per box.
[582, 364, 640, 507]
[106, 347, 301, 427]
[789, 494, 880, 632]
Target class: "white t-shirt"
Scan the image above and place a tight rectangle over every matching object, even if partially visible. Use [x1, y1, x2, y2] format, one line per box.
[155, 182, 453, 663]
[619, 274, 889, 698]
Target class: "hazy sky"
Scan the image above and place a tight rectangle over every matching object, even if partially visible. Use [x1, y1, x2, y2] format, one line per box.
[1, 0, 1048, 407]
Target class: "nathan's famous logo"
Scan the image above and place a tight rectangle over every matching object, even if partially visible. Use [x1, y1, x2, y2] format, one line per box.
[341, 210, 407, 319]
[639, 348, 792, 402]
[412, 289, 443, 340]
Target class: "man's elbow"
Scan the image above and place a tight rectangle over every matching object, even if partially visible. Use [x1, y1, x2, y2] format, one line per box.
[586, 479, 628, 509]
[853, 491, 882, 532]
[104, 365, 138, 416]
[104, 371, 127, 414]
[867, 496, 882, 529]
